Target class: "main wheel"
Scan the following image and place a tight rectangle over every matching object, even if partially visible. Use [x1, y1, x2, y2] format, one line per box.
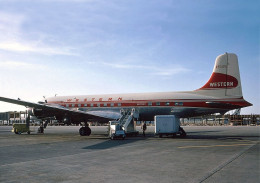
[79, 127, 92, 136]
[85, 127, 91, 136]
[79, 127, 86, 136]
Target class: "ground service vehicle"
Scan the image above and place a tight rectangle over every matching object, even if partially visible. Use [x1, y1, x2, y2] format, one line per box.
[155, 115, 186, 137]
[12, 123, 31, 134]
[109, 121, 126, 140]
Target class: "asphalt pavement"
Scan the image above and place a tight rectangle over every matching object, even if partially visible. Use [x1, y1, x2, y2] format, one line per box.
[0, 125, 259, 183]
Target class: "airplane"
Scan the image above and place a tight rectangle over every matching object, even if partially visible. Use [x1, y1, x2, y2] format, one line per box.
[0, 53, 252, 136]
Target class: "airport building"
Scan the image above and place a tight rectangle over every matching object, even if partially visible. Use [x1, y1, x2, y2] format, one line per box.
[0, 111, 259, 126]
[0, 111, 42, 125]
[0, 111, 28, 125]
[181, 114, 260, 126]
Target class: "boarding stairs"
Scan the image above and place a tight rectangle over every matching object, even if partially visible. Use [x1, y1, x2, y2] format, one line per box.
[118, 108, 139, 136]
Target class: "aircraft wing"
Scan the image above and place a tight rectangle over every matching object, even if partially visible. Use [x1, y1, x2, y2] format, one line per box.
[0, 96, 112, 121]
[0, 96, 48, 109]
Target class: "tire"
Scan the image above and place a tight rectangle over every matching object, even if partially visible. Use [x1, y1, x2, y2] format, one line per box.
[85, 127, 91, 136]
[79, 127, 85, 136]
[180, 132, 186, 138]
[27, 131, 30, 135]
[79, 127, 91, 136]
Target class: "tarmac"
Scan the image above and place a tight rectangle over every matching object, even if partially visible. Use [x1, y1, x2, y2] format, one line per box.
[0, 125, 259, 183]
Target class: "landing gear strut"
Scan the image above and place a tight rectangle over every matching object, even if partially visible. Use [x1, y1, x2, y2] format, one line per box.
[79, 123, 91, 136]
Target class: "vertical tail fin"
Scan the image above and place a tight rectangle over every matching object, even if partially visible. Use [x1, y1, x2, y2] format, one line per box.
[197, 53, 243, 97]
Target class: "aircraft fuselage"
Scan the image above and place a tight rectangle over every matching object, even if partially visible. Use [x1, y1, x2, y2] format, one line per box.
[47, 91, 250, 121]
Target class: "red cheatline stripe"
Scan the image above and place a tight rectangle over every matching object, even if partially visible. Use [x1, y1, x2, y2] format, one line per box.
[50, 100, 250, 108]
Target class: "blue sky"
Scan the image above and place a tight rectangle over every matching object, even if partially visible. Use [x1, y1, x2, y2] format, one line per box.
[0, 0, 259, 114]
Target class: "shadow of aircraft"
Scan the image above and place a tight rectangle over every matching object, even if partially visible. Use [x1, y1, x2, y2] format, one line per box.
[83, 137, 146, 150]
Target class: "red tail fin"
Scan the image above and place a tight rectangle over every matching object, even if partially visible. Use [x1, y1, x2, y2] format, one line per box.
[197, 53, 242, 97]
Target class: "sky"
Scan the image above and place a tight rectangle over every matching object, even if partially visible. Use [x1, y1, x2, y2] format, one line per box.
[0, 0, 259, 114]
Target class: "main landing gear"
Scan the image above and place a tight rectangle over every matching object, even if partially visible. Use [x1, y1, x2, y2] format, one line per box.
[79, 123, 91, 136]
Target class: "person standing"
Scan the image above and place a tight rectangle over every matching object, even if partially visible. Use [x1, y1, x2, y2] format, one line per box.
[142, 122, 147, 137]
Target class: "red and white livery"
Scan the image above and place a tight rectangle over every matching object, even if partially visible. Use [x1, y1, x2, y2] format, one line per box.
[0, 53, 252, 136]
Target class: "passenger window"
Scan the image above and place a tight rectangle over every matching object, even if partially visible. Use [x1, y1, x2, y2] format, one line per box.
[66, 104, 69, 108]
[104, 103, 107, 107]
[148, 102, 152, 106]
[111, 103, 114, 107]
[156, 102, 160, 106]
[84, 104, 87, 107]
[97, 104, 100, 107]
[175, 102, 183, 106]
[118, 103, 121, 107]
[72, 104, 75, 107]
[91, 104, 94, 107]
[165, 102, 170, 106]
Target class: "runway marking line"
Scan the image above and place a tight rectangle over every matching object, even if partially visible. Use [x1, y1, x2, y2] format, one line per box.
[178, 143, 256, 149]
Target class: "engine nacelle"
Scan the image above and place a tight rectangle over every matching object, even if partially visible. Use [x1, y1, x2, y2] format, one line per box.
[63, 117, 71, 125]
[27, 108, 44, 117]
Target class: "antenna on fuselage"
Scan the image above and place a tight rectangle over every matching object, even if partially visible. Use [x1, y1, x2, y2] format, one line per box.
[43, 96, 47, 103]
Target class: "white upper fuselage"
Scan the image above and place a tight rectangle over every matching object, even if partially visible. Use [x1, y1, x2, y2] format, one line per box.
[47, 91, 247, 121]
